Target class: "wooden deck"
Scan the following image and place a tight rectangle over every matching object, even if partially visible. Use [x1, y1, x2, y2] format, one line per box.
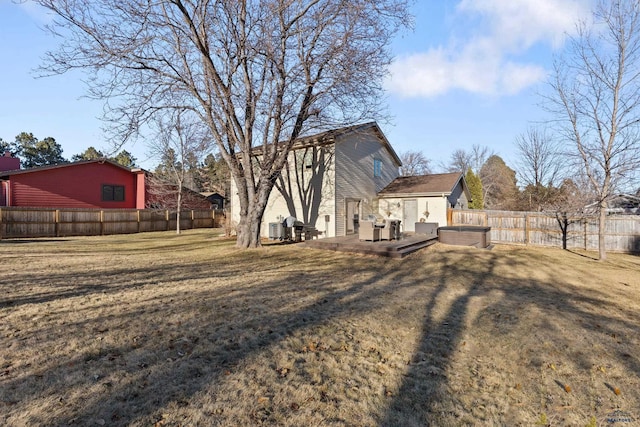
[304, 233, 437, 258]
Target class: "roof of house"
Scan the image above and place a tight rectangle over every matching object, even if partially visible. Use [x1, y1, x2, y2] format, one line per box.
[0, 159, 143, 178]
[378, 172, 466, 197]
[249, 121, 403, 166]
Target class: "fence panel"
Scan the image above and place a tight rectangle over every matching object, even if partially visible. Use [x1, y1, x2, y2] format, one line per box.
[0, 207, 218, 239]
[450, 209, 639, 253]
[1, 208, 56, 238]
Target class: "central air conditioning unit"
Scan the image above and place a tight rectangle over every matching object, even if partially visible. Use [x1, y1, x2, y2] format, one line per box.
[268, 222, 284, 240]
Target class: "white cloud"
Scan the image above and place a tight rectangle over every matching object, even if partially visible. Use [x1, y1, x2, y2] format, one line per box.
[16, 0, 54, 25]
[457, 0, 588, 50]
[386, 0, 592, 98]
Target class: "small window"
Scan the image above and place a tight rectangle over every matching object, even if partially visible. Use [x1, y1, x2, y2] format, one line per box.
[102, 184, 125, 201]
[374, 158, 382, 177]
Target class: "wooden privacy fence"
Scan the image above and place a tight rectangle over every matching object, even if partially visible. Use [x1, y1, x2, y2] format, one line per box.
[450, 209, 640, 253]
[0, 207, 224, 239]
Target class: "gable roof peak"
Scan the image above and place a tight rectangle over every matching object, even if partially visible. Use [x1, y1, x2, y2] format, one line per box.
[379, 172, 465, 196]
[0, 158, 143, 178]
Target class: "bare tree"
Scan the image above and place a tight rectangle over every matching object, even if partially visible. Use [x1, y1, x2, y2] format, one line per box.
[35, 0, 410, 248]
[546, 0, 640, 260]
[443, 144, 493, 175]
[399, 150, 432, 176]
[543, 178, 594, 250]
[515, 127, 563, 188]
[514, 126, 564, 210]
[147, 111, 208, 234]
[443, 149, 472, 174]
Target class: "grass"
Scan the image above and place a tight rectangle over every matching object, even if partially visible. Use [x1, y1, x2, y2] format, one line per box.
[1, 229, 639, 426]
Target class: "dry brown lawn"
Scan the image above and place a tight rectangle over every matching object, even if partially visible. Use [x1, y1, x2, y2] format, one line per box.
[1, 229, 639, 426]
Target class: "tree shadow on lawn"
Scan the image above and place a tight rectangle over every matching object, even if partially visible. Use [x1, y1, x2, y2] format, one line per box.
[2, 248, 421, 425]
[0, 261, 243, 309]
[2, 245, 639, 426]
[381, 248, 640, 425]
[0, 244, 289, 309]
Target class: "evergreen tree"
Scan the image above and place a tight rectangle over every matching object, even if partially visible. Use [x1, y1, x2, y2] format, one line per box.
[112, 150, 137, 168]
[465, 167, 484, 209]
[15, 133, 66, 168]
[199, 153, 230, 195]
[72, 146, 105, 162]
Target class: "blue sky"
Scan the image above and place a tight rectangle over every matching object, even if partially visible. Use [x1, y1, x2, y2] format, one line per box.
[0, 0, 593, 171]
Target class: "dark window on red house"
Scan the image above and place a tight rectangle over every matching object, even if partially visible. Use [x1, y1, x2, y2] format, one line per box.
[102, 184, 125, 202]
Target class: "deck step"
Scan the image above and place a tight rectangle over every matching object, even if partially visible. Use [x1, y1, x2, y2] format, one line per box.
[304, 234, 437, 258]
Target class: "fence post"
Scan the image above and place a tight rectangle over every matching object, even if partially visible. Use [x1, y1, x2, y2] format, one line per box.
[191, 210, 195, 230]
[0, 208, 3, 240]
[584, 220, 588, 251]
[524, 213, 529, 245]
[137, 210, 141, 233]
[166, 209, 170, 231]
[55, 209, 60, 237]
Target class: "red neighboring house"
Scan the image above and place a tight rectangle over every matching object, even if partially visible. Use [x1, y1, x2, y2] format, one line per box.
[0, 159, 147, 209]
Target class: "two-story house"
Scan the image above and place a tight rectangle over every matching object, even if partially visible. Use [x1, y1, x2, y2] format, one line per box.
[230, 121, 471, 238]
[230, 122, 401, 238]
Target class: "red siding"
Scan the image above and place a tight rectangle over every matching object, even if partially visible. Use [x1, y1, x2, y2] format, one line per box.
[9, 163, 139, 209]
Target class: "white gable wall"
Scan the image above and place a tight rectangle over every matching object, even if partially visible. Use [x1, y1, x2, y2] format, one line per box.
[262, 145, 337, 237]
[230, 146, 337, 238]
[377, 196, 449, 228]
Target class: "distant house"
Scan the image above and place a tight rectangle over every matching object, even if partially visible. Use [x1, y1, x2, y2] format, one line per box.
[230, 122, 402, 238]
[607, 194, 640, 214]
[0, 159, 147, 209]
[584, 193, 640, 215]
[0, 158, 214, 211]
[201, 192, 226, 210]
[375, 172, 470, 231]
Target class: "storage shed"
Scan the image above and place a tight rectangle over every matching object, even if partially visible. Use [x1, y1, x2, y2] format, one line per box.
[377, 172, 471, 231]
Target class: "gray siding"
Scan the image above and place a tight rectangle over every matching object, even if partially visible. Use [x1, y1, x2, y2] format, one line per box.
[334, 130, 399, 236]
[448, 179, 468, 209]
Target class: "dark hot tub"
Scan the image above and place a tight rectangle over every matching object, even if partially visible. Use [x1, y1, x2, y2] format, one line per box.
[438, 226, 491, 248]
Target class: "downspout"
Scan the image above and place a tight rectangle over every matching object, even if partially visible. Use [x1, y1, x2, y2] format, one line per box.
[132, 169, 146, 209]
[3, 181, 11, 206]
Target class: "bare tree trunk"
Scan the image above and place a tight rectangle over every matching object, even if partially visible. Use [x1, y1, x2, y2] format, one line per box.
[598, 200, 607, 260]
[237, 211, 264, 247]
[176, 187, 182, 235]
[235, 179, 273, 248]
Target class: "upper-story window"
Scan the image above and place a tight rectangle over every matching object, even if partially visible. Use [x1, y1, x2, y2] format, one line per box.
[373, 158, 382, 177]
[102, 184, 125, 202]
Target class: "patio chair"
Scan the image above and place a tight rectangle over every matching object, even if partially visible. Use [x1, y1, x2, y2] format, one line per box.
[379, 220, 394, 240]
[359, 220, 380, 241]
